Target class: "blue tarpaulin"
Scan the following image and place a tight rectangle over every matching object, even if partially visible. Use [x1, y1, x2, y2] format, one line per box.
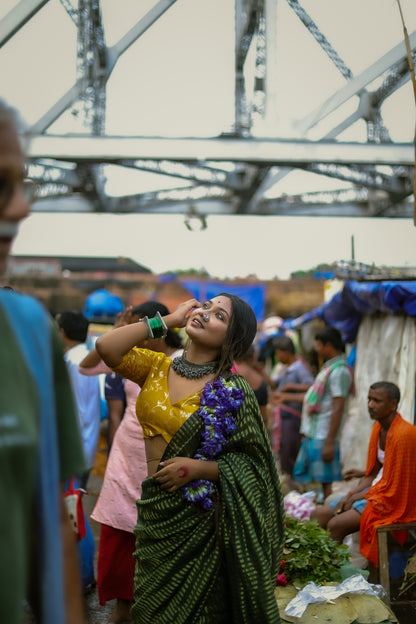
[180, 280, 266, 322]
[281, 281, 416, 344]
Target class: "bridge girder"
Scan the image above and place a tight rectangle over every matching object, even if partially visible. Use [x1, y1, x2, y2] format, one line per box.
[1, 0, 415, 217]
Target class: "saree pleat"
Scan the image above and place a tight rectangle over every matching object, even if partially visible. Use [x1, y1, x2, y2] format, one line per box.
[132, 375, 285, 623]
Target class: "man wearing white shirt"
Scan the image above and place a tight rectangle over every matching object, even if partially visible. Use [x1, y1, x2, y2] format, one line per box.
[57, 311, 101, 489]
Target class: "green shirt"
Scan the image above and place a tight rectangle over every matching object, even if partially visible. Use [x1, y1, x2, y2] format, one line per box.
[0, 303, 85, 623]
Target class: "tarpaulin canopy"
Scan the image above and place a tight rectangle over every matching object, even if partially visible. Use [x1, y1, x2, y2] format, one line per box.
[281, 281, 416, 344]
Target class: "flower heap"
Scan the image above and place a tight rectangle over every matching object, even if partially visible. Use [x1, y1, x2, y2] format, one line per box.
[283, 490, 315, 521]
[182, 378, 243, 511]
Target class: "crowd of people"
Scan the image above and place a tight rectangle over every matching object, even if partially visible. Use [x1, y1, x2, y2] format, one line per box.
[2, 94, 416, 624]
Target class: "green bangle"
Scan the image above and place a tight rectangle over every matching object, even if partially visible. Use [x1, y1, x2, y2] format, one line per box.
[148, 311, 168, 339]
[141, 316, 153, 339]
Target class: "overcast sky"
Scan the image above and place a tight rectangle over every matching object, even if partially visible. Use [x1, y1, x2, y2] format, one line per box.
[11, 212, 416, 280]
[2, 0, 416, 279]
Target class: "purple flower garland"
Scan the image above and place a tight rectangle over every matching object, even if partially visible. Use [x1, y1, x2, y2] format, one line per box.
[181, 377, 244, 511]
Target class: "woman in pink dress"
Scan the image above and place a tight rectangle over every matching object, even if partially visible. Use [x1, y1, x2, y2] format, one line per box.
[80, 301, 182, 623]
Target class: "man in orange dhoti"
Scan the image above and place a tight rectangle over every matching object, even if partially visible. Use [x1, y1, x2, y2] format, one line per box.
[311, 381, 416, 567]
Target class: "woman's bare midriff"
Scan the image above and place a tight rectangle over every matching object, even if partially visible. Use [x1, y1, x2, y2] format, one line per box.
[145, 435, 168, 477]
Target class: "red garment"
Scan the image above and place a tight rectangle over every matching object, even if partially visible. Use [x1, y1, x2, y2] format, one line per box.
[97, 524, 136, 605]
[360, 413, 416, 566]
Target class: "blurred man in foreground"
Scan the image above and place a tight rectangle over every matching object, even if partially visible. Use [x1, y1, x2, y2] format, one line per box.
[0, 98, 86, 623]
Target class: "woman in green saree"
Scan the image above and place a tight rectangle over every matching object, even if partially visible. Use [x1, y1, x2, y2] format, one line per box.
[96, 293, 285, 623]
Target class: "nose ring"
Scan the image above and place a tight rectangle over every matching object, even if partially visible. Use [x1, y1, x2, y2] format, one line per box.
[202, 313, 209, 322]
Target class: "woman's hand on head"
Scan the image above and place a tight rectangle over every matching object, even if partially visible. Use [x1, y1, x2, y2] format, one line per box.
[168, 298, 201, 329]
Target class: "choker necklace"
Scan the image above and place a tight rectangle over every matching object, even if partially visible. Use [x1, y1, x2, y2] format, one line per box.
[171, 353, 218, 379]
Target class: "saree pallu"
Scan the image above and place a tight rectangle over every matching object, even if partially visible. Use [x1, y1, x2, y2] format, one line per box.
[131, 375, 285, 624]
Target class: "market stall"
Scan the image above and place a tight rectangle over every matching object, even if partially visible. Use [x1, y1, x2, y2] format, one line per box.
[280, 280, 416, 470]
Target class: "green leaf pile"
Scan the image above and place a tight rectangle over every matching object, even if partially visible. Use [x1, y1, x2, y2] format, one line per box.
[283, 516, 350, 585]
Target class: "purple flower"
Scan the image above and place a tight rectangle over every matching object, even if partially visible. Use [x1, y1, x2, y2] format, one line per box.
[182, 378, 243, 509]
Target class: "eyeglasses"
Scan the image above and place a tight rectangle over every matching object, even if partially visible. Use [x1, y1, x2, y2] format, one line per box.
[0, 175, 38, 211]
[22, 179, 37, 203]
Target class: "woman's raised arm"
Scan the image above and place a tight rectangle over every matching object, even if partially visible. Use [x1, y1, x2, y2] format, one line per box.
[96, 317, 149, 368]
[96, 299, 199, 368]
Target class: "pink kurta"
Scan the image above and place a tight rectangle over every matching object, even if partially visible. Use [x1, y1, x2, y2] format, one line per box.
[91, 377, 147, 532]
[80, 360, 147, 533]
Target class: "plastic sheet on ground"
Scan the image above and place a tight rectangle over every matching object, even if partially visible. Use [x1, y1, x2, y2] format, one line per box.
[284, 575, 386, 618]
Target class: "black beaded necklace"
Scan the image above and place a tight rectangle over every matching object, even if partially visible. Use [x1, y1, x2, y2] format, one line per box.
[171, 353, 218, 379]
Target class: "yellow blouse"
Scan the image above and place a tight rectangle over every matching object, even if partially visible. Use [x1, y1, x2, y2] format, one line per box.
[113, 348, 201, 443]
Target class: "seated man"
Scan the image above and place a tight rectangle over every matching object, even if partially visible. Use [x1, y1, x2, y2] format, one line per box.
[311, 381, 416, 568]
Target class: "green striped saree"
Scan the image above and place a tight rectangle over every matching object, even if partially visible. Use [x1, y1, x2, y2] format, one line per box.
[131, 375, 285, 623]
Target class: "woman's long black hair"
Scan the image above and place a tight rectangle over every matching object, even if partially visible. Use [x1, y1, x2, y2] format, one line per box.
[214, 293, 258, 378]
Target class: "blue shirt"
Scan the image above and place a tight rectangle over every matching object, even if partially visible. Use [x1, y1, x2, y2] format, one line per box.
[275, 359, 314, 418]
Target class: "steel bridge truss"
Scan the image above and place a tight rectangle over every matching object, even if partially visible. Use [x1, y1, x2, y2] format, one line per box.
[1, 0, 415, 217]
